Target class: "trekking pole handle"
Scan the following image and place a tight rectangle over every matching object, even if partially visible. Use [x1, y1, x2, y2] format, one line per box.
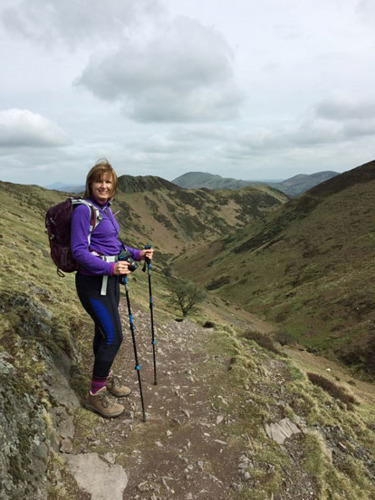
[144, 244, 152, 260]
[142, 244, 152, 272]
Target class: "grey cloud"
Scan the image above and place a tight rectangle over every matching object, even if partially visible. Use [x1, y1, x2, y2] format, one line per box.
[124, 126, 231, 160]
[315, 97, 375, 120]
[78, 16, 243, 122]
[0, 109, 70, 147]
[1, 0, 163, 48]
[342, 120, 375, 139]
[219, 103, 375, 161]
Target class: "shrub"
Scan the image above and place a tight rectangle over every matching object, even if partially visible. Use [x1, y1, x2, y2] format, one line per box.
[307, 372, 357, 409]
[240, 329, 280, 354]
[168, 280, 206, 317]
[205, 275, 231, 290]
[274, 329, 297, 346]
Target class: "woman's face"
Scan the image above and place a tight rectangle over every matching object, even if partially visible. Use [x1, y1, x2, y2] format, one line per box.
[91, 172, 114, 203]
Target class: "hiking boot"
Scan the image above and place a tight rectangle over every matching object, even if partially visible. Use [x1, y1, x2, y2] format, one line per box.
[86, 387, 124, 418]
[106, 374, 132, 398]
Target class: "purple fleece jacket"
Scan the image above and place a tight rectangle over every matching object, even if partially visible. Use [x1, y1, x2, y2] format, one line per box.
[70, 199, 141, 276]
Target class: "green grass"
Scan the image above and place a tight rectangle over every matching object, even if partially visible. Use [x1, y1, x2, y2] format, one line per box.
[194, 319, 375, 498]
[2, 174, 375, 499]
[173, 164, 375, 379]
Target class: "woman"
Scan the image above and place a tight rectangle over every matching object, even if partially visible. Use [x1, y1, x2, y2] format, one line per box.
[71, 159, 153, 418]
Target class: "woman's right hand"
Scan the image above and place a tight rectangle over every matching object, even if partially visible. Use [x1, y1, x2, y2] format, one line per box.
[113, 260, 131, 276]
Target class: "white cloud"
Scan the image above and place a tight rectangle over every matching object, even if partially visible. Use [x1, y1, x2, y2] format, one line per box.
[78, 16, 243, 122]
[0, 109, 70, 147]
[1, 0, 164, 49]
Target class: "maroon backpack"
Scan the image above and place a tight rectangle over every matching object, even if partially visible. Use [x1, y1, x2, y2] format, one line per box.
[45, 197, 101, 276]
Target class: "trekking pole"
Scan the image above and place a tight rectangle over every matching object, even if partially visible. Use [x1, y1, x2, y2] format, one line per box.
[122, 274, 147, 422]
[142, 244, 157, 385]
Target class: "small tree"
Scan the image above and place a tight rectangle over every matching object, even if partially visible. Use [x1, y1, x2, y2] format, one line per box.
[169, 280, 205, 317]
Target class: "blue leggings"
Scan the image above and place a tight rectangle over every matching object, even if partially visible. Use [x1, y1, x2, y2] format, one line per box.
[75, 273, 123, 379]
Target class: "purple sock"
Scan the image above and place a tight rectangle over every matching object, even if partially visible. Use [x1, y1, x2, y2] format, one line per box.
[90, 376, 107, 394]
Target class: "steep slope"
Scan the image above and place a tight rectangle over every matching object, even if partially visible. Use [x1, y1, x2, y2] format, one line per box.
[172, 159, 375, 377]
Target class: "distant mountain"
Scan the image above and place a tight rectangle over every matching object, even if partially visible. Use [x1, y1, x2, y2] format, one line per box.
[269, 171, 339, 197]
[172, 171, 340, 197]
[172, 172, 255, 190]
[44, 182, 84, 193]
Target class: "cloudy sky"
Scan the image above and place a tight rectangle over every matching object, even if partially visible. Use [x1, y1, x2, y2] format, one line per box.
[1, 0, 374, 186]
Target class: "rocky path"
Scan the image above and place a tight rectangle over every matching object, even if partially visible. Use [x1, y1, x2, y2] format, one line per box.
[64, 305, 248, 499]
[59, 298, 375, 500]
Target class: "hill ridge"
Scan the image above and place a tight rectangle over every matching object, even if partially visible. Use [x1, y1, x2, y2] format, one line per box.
[172, 170, 340, 196]
[117, 174, 179, 194]
[232, 160, 375, 255]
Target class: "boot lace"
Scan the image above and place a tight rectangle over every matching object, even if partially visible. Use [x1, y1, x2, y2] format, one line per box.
[108, 374, 122, 388]
[98, 391, 110, 408]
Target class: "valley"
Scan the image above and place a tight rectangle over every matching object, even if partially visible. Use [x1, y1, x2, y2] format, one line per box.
[1, 159, 375, 499]
[172, 159, 375, 379]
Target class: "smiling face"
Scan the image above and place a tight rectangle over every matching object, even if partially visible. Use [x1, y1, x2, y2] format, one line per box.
[90, 172, 114, 204]
[84, 159, 118, 202]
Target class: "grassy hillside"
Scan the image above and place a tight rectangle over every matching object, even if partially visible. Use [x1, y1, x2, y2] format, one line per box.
[172, 160, 375, 378]
[1, 178, 375, 498]
[114, 174, 287, 259]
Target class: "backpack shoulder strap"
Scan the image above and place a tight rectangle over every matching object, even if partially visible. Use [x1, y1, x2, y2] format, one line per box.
[71, 198, 102, 246]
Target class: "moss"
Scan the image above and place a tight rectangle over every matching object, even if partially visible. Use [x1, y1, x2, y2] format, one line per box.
[338, 456, 375, 490]
[286, 361, 306, 382]
[72, 408, 99, 445]
[70, 370, 90, 399]
[302, 432, 328, 477]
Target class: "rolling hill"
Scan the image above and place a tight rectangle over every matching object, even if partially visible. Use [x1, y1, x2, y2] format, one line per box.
[268, 170, 339, 197]
[172, 171, 256, 190]
[113, 174, 288, 259]
[172, 159, 375, 378]
[172, 170, 339, 197]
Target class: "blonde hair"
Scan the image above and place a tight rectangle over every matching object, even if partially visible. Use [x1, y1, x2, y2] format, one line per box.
[84, 158, 118, 199]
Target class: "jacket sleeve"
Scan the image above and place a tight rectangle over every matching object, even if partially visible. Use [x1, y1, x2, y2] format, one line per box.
[123, 245, 142, 262]
[71, 205, 114, 275]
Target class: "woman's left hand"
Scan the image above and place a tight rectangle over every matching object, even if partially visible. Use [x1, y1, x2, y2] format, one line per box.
[141, 247, 154, 260]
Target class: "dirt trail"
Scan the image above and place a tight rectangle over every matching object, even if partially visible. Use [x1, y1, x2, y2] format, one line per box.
[68, 305, 248, 499]
[64, 300, 375, 499]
